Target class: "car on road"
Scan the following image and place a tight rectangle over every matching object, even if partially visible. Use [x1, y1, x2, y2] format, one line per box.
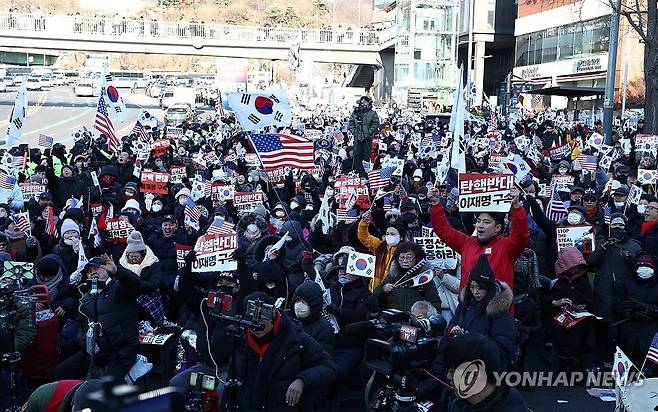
[39, 74, 52, 89]
[26, 76, 42, 90]
[165, 104, 195, 126]
[51, 74, 66, 86]
[0, 78, 6, 92]
[73, 80, 98, 97]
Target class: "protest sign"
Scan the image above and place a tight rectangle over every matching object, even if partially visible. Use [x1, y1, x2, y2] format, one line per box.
[166, 127, 183, 140]
[169, 165, 187, 184]
[90, 203, 103, 217]
[458, 173, 514, 212]
[488, 153, 506, 169]
[175, 243, 193, 270]
[244, 153, 260, 168]
[139, 332, 174, 346]
[140, 171, 170, 195]
[151, 139, 171, 157]
[556, 225, 595, 253]
[414, 236, 460, 269]
[552, 175, 575, 192]
[334, 176, 364, 188]
[548, 144, 572, 160]
[192, 233, 238, 273]
[234, 191, 264, 212]
[338, 184, 370, 209]
[19, 183, 46, 202]
[106, 218, 134, 243]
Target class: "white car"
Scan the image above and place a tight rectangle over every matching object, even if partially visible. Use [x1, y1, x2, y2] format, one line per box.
[40, 74, 52, 88]
[73, 80, 97, 97]
[51, 75, 66, 86]
[26, 76, 42, 90]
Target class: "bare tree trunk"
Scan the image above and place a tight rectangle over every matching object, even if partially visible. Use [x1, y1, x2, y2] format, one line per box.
[644, 0, 658, 134]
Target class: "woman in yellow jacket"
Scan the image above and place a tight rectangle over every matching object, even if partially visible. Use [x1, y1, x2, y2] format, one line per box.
[357, 211, 407, 291]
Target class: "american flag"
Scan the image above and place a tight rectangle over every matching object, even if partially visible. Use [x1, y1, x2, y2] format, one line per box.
[336, 208, 358, 223]
[647, 333, 658, 366]
[184, 197, 202, 223]
[0, 172, 16, 189]
[573, 154, 598, 172]
[250, 134, 314, 172]
[131, 120, 148, 141]
[11, 212, 30, 233]
[602, 205, 612, 226]
[546, 188, 568, 222]
[367, 165, 396, 192]
[206, 215, 235, 236]
[95, 95, 120, 153]
[9, 153, 27, 171]
[45, 206, 58, 237]
[38, 134, 54, 148]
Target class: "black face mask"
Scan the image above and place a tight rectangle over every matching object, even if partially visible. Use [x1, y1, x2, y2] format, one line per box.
[610, 228, 626, 240]
[616, 175, 628, 185]
[401, 212, 417, 224]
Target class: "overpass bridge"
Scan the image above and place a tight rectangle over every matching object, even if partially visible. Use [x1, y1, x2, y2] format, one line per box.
[0, 12, 396, 66]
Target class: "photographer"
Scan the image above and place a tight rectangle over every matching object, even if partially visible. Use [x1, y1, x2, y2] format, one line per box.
[348, 96, 379, 176]
[232, 291, 336, 411]
[169, 251, 242, 390]
[0, 272, 36, 410]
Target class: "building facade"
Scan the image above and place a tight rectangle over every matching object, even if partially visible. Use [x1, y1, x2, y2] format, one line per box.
[392, 0, 459, 110]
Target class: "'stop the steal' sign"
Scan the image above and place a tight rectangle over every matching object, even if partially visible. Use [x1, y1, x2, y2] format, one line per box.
[458, 173, 514, 213]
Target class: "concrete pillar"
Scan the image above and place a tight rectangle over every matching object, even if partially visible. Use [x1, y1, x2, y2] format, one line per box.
[474, 40, 485, 107]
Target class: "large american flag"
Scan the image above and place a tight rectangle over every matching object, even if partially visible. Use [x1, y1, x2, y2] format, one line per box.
[12, 212, 30, 233]
[546, 188, 567, 222]
[250, 134, 314, 172]
[95, 95, 120, 153]
[206, 215, 235, 236]
[647, 333, 658, 366]
[367, 165, 396, 192]
[184, 197, 202, 223]
[0, 172, 16, 189]
[131, 120, 148, 141]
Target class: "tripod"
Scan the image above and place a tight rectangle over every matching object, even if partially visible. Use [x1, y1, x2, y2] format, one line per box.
[0, 302, 21, 412]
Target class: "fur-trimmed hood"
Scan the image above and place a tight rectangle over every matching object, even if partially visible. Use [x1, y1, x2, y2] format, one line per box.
[120, 246, 159, 277]
[459, 280, 513, 316]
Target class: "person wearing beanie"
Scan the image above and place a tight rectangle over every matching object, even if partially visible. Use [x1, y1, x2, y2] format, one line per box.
[429, 186, 529, 294]
[255, 260, 290, 309]
[550, 247, 595, 373]
[615, 252, 658, 369]
[50, 162, 85, 210]
[358, 210, 407, 291]
[231, 291, 336, 411]
[444, 254, 517, 372]
[291, 281, 335, 353]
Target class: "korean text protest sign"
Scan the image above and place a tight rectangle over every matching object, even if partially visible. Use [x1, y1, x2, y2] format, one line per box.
[458, 173, 514, 213]
[105, 218, 134, 243]
[414, 236, 460, 270]
[175, 243, 193, 270]
[140, 171, 170, 195]
[338, 183, 370, 209]
[151, 139, 171, 157]
[234, 191, 264, 212]
[166, 127, 183, 140]
[169, 165, 186, 184]
[552, 175, 575, 192]
[192, 233, 238, 273]
[556, 225, 595, 254]
[19, 183, 46, 202]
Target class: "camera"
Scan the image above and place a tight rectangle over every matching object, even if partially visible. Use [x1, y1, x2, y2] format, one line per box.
[83, 377, 184, 412]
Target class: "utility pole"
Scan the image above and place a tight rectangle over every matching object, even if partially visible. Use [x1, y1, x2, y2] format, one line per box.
[603, 0, 622, 144]
[621, 25, 630, 114]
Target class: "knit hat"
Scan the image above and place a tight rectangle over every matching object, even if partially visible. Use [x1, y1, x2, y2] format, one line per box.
[609, 212, 628, 227]
[36, 256, 60, 278]
[412, 169, 423, 179]
[121, 199, 141, 215]
[468, 254, 495, 286]
[555, 247, 586, 277]
[175, 187, 191, 199]
[635, 252, 657, 269]
[61, 219, 80, 236]
[385, 221, 407, 240]
[125, 231, 147, 253]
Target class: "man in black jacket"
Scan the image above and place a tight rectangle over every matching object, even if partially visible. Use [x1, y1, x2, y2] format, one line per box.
[232, 292, 336, 411]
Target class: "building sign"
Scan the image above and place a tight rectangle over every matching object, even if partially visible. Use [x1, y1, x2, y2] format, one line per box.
[513, 55, 609, 79]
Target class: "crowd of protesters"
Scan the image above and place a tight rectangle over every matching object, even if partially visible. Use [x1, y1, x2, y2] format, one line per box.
[0, 93, 656, 412]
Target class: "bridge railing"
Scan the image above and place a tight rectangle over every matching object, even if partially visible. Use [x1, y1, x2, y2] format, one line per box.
[0, 11, 393, 48]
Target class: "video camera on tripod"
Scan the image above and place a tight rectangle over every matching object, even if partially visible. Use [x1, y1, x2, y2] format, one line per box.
[206, 291, 275, 332]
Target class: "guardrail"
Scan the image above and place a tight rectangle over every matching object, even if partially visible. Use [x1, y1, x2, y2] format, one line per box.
[0, 11, 395, 48]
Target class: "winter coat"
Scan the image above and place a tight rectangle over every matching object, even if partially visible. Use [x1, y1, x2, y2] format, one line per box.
[614, 274, 658, 361]
[146, 228, 194, 285]
[639, 221, 658, 262]
[431, 203, 530, 293]
[448, 384, 528, 412]
[434, 269, 460, 318]
[374, 260, 441, 313]
[0, 295, 35, 354]
[278, 220, 310, 291]
[29, 254, 78, 324]
[587, 235, 641, 321]
[448, 282, 517, 371]
[357, 219, 397, 291]
[548, 273, 593, 312]
[348, 108, 379, 142]
[51, 241, 91, 277]
[51, 175, 85, 210]
[0, 184, 24, 211]
[78, 266, 141, 377]
[291, 281, 335, 354]
[329, 277, 375, 348]
[233, 313, 336, 412]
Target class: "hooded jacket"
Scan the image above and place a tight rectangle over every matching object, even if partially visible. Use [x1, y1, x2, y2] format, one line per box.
[30, 254, 78, 321]
[278, 220, 310, 291]
[374, 260, 441, 312]
[291, 281, 335, 353]
[357, 219, 398, 291]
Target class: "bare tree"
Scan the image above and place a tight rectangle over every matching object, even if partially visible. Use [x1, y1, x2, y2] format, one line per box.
[611, 0, 657, 133]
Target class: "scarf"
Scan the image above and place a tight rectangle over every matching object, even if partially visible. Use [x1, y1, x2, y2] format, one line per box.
[641, 220, 658, 236]
[36, 269, 63, 301]
[119, 247, 159, 277]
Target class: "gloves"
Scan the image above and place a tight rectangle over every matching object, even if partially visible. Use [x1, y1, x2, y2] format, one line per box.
[25, 236, 38, 247]
[325, 303, 342, 317]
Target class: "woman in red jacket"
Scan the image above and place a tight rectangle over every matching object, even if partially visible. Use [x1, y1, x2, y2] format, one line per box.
[427, 186, 530, 293]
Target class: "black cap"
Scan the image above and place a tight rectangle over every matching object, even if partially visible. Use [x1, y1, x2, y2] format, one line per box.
[583, 189, 597, 200]
[39, 192, 53, 200]
[83, 256, 106, 273]
[570, 186, 584, 194]
[468, 254, 495, 286]
[567, 204, 586, 215]
[162, 215, 176, 223]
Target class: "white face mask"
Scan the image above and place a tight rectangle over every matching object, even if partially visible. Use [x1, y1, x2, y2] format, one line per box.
[290, 201, 299, 210]
[178, 196, 188, 206]
[294, 301, 311, 319]
[637, 204, 647, 214]
[152, 204, 163, 212]
[637, 266, 655, 280]
[385, 234, 400, 246]
[614, 202, 625, 208]
[325, 188, 334, 198]
[559, 168, 568, 175]
[567, 213, 581, 225]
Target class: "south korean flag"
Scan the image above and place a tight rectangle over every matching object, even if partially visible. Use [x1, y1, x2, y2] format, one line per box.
[227, 90, 292, 132]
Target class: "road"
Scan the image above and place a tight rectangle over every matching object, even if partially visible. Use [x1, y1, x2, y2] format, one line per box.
[0, 85, 167, 147]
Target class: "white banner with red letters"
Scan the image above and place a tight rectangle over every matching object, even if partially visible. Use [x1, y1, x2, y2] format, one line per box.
[458, 173, 514, 213]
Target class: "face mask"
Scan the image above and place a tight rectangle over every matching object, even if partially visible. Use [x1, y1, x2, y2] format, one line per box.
[637, 204, 647, 214]
[610, 228, 626, 240]
[559, 168, 568, 175]
[290, 201, 299, 210]
[270, 217, 283, 229]
[567, 213, 581, 225]
[338, 276, 350, 285]
[385, 234, 400, 246]
[152, 204, 163, 212]
[401, 213, 417, 224]
[325, 188, 334, 198]
[637, 266, 655, 280]
[294, 301, 311, 319]
[413, 177, 421, 182]
[179, 196, 188, 206]
[614, 202, 625, 208]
